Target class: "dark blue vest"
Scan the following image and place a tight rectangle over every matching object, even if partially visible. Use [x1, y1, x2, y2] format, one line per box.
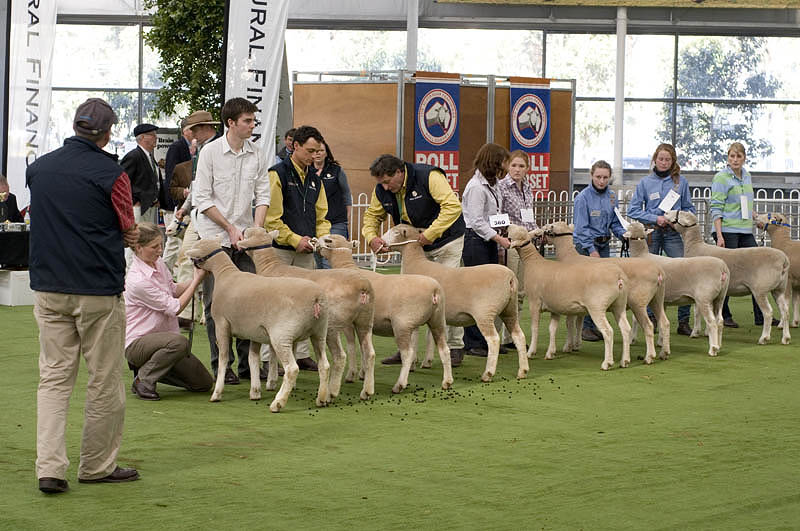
[320, 163, 347, 225]
[26, 136, 126, 295]
[374, 162, 465, 251]
[269, 157, 323, 251]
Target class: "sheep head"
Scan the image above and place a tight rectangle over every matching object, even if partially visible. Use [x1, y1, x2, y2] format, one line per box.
[755, 212, 789, 231]
[238, 227, 277, 250]
[623, 221, 651, 240]
[186, 237, 229, 271]
[316, 233, 354, 259]
[545, 221, 573, 237]
[667, 210, 698, 232]
[382, 223, 423, 247]
[506, 224, 530, 248]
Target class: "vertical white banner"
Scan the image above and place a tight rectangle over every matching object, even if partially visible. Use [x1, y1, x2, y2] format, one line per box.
[224, 0, 290, 166]
[7, 0, 56, 211]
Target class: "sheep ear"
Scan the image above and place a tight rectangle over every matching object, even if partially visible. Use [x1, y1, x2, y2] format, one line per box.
[268, 229, 279, 239]
[351, 240, 358, 251]
[622, 230, 631, 239]
[645, 228, 654, 236]
[568, 223, 575, 231]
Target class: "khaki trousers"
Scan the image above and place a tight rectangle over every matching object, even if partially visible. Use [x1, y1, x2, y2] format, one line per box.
[402, 235, 465, 349]
[502, 248, 526, 343]
[34, 291, 126, 481]
[160, 210, 182, 273]
[125, 332, 212, 392]
[259, 247, 316, 362]
[176, 219, 202, 321]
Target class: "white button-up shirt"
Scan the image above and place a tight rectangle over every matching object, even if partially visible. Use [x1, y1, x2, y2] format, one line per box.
[193, 134, 270, 246]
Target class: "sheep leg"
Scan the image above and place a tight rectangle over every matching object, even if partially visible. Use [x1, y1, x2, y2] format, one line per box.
[545, 314, 560, 360]
[325, 331, 347, 399]
[310, 332, 331, 407]
[589, 309, 615, 371]
[562, 314, 577, 352]
[629, 316, 639, 346]
[655, 306, 670, 361]
[527, 301, 541, 359]
[791, 288, 799, 328]
[477, 320, 501, 382]
[264, 342, 279, 391]
[754, 293, 773, 344]
[343, 326, 359, 383]
[268, 340, 299, 413]
[772, 286, 791, 345]
[422, 328, 434, 369]
[631, 306, 655, 366]
[392, 333, 414, 394]
[617, 311, 632, 368]
[248, 341, 262, 400]
[501, 316, 529, 379]
[429, 322, 453, 389]
[209, 319, 231, 402]
[355, 326, 376, 399]
[696, 301, 719, 356]
[691, 302, 705, 338]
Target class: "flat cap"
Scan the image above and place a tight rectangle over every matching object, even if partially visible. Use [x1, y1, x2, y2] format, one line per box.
[133, 123, 159, 136]
[73, 98, 117, 135]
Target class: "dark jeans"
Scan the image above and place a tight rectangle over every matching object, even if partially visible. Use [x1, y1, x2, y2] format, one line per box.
[462, 229, 499, 350]
[712, 231, 764, 323]
[648, 227, 690, 323]
[576, 242, 610, 330]
[315, 221, 349, 269]
[202, 247, 256, 376]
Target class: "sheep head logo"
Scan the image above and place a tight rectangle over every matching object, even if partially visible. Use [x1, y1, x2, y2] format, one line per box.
[417, 88, 457, 146]
[511, 94, 548, 149]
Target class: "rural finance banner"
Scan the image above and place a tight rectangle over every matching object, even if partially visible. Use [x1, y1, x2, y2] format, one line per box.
[6, 0, 57, 210]
[510, 82, 551, 193]
[414, 79, 460, 191]
[223, 0, 289, 164]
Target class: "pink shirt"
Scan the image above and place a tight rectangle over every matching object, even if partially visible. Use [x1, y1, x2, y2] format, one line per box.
[124, 254, 180, 348]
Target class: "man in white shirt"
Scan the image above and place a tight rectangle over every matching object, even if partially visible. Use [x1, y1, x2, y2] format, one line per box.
[192, 97, 270, 384]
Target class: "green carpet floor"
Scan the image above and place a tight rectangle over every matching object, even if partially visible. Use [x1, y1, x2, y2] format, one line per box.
[1, 297, 798, 530]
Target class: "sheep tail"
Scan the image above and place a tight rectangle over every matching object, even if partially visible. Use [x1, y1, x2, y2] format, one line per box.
[313, 301, 322, 319]
[432, 292, 440, 306]
[657, 272, 663, 285]
[618, 278, 624, 290]
[359, 290, 370, 305]
[721, 270, 727, 283]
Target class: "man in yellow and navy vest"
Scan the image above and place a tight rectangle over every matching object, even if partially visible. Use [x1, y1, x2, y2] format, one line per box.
[362, 154, 467, 367]
[264, 125, 330, 371]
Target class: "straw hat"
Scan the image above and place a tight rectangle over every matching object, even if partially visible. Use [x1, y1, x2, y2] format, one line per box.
[183, 111, 219, 132]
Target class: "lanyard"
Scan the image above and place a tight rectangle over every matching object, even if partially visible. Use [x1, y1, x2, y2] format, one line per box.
[291, 165, 312, 213]
[484, 183, 499, 210]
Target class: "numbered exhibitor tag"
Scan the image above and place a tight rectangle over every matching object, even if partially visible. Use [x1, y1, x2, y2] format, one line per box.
[657, 189, 680, 213]
[520, 208, 535, 223]
[614, 207, 630, 229]
[740, 196, 749, 219]
[489, 213, 510, 228]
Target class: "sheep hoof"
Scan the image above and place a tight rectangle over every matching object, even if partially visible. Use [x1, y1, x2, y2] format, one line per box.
[249, 390, 261, 401]
[601, 361, 613, 371]
[358, 370, 365, 380]
[360, 389, 372, 400]
[782, 337, 791, 345]
[269, 400, 283, 413]
[791, 321, 799, 328]
[265, 381, 277, 391]
[644, 356, 654, 365]
[441, 379, 453, 390]
[708, 350, 719, 357]
[658, 352, 669, 361]
[345, 376, 355, 384]
[758, 337, 769, 345]
[315, 397, 328, 407]
[209, 393, 221, 402]
[391, 383, 405, 394]
[544, 353, 554, 360]
[517, 369, 528, 379]
[480, 372, 493, 382]
[420, 361, 432, 369]
[620, 359, 630, 368]
[690, 330, 701, 338]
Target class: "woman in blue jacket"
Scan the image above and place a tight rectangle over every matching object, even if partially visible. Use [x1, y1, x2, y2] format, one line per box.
[627, 143, 695, 336]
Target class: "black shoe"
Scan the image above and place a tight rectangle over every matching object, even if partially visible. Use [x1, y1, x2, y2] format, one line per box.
[38, 477, 68, 494]
[754, 318, 780, 327]
[450, 348, 465, 367]
[677, 320, 692, 336]
[381, 351, 402, 365]
[649, 314, 658, 327]
[498, 345, 508, 354]
[581, 328, 602, 342]
[501, 342, 516, 351]
[224, 368, 240, 385]
[466, 347, 488, 357]
[296, 357, 318, 371]
[723, 317, 739, 328]
[263, 361, 284, 377]
[131, 377, 160, 400]
[78, 466, 139, 484]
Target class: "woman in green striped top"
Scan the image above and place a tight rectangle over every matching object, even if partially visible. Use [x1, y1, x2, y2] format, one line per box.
[710, 142, 770, 328]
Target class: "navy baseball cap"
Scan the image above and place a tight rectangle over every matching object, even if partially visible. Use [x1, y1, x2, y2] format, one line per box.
[73, 98, 117, 135]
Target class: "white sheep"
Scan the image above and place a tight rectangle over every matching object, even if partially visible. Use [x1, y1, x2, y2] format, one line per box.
[238, 227, 376, 400]
[316, 233, 453, 393]
[382, 224, 529, 382]
[507, 224, 633, 370]
[185, 239, 330, 412]
[625, 221, 729, 356]
[756, 212, 800, 327]
[542, 221, 670, 362]
[666, 210, 791, 345]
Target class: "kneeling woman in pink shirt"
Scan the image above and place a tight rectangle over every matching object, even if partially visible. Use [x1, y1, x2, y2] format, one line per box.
[124, 222, 212, 400]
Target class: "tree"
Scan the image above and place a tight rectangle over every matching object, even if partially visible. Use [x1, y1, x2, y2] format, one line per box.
[658, 37, 781, 169]
[143, 0, 225, 119]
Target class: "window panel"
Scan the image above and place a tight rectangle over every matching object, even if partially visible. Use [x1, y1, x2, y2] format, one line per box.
[53, 25, 139, 88]
[758, 37, 800, 101]
[286, 30, 409, 73]
[574, 100, 615, 169]
[143, 27, 164, 89]
[623, 101, 672, 169]
[625, 35, 674, 99]
[546, 34, 615, 98]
